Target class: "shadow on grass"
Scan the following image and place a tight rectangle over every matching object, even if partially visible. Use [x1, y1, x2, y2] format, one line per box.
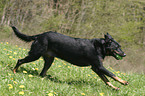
[46, 74, 99, 87]
[9, 67, 100, 87]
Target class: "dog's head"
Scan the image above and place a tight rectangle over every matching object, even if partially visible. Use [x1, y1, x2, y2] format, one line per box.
[104, 33, 126, 60]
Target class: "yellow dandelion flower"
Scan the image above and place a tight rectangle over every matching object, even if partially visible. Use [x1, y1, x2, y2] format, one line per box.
[13, 81, 17, 84]
[88, 74, 91, 77]
[68, 66, 70, 68]
[92, 72, 95, 74]
[9, 86, 13, 89]
[9, 56, 13, 58]
[121, 73, 126, 75]
[23, 71, 27, 74]
[81, 93, 85, 95]
[14, 52, 17, 54]
[16, 45, 18, 47]
[7, 54, 10, 55]
[32, 62, 36, 65]
[8, 84, 12, 86]
[23, 49, 26, 51]
[94, 77, 97, 79]
[47, 93, 53, 96]
[6, 42, 9, 44]
[10, 51, 12, 53]
[63, 63, 67, 65]
[54, 92, 57, 94]
[55, 58, 58, 60]
[109, 67, 113, 70]
[3, 48, 7, 50]
[28, 74, 33, 77]
[10, 78, 13, 80]
[40, 58, 43, 61]
[8, 84, 13, 89]
[19, 48, 21, 50]
[19, 85, 25, 88]
[35, 68, 38, 71]
[58, 65, 61, 67]
[99, 93, 104, 96]
[19, 91, 24, 95]
[116, 71, 120, 74]
[13, 58, 16, 60]
[8, 73, 11, 76]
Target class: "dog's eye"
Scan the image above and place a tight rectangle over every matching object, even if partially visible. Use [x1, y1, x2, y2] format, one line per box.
[112, 47, 117, 50]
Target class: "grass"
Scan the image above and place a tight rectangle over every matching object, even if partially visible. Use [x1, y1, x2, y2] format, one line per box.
[0, 42, 145, 96]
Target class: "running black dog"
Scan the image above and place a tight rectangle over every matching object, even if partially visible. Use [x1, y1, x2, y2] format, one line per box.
[11, 26, 128, 90]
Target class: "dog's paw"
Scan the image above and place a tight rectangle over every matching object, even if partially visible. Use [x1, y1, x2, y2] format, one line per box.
[123, 81, 129, 85]
[13, 69, 17, 74]
[114, 87, 120, 91]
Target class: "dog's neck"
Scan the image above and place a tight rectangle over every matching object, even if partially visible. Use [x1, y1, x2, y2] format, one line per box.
[91, 38, 108, 60]
[100, 39, 108, 59]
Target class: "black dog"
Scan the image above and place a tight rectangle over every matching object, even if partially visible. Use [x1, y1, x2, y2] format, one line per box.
[11, 26, 128, 90]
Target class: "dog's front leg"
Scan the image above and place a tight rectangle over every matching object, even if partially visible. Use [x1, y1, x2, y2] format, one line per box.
[98, 65, 129, 86]
[91, 66, 119, 90]
[112, 76, 129, 85]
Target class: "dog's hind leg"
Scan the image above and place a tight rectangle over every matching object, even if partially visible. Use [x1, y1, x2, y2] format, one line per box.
[13, 54, 41, 73]
[40, 56, 54, 77]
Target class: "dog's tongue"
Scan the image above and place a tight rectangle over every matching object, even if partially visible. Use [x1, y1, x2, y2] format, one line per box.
[116, 54, 123, 60]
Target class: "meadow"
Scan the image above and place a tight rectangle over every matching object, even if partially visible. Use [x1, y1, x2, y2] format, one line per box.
[0, 42, 145, 96]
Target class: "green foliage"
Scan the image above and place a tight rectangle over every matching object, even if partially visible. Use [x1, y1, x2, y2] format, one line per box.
[115, 21, 142, 46]
[0, 0, 8, 20]
[40, 15, 66, 32]
[0, 25, 11, 39]
[0, 0, 145, 48]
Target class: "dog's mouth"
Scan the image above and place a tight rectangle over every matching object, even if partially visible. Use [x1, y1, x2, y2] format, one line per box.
[115, 54, 123, 60]
[113, 50, 126, 60]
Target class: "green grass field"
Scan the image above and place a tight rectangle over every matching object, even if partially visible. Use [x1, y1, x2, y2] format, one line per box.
[0, 42, 145, 96]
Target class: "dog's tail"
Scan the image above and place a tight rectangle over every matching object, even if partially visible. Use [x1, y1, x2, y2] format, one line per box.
[11, 26, 36, 42]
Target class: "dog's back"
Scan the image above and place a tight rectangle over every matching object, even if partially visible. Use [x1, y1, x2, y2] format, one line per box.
[39, 32, 97, 66]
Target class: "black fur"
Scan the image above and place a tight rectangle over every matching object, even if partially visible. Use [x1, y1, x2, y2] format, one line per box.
[11, 26, 128, 90]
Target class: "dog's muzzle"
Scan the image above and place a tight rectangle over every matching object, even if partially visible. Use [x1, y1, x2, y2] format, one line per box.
[114, 50, 126, 57]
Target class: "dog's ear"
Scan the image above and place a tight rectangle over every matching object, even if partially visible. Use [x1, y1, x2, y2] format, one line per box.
[104, 33, 109, 42]
[107, 33, 109, 35]
[104, 33, 112, 42]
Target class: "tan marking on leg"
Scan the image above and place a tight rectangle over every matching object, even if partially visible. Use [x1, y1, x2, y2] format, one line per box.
[13, 67, 18, 73]
[106, 82, 119, 90]
[13, 69, 17, 73]
[113, 76, 129, 85]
